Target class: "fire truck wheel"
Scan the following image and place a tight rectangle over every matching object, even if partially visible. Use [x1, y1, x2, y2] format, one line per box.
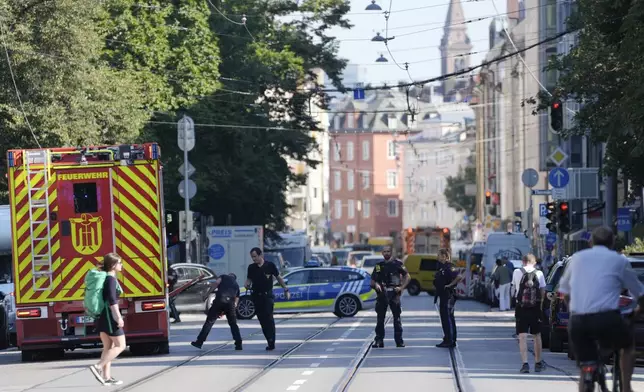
[0, 306, 9, 350]
[407, 280, 421, 296]
[130, 341, 170, 356]
[21, 350, 36, 362]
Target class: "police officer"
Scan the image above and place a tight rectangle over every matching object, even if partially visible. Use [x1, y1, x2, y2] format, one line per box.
[434, 248, 462, 348]
[245, 247, 290, 350]
[370, 245, 410, 348]
[191, 273, 242, 350]
[167, 266, 181, 323]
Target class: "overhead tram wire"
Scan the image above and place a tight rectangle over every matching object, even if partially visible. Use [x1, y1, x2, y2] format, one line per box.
[206, 0, 255, 41]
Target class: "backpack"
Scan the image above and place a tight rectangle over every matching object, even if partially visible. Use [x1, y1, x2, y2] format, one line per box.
[518, 268, 540, 308]
[83, 269, 108, 318]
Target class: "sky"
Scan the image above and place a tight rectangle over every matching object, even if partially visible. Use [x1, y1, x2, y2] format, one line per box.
[328, 0, 508, 86]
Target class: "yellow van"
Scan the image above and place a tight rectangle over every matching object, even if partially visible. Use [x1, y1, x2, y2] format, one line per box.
[403, 254, 440, 296]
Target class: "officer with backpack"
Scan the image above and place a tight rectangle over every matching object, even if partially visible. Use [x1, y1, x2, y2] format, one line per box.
[511, 254, 547, 374]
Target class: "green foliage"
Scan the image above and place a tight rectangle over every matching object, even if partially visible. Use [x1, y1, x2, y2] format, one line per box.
[536, 0, 644, 193]
[623, 238, 644, 255]
[444, 166, 476, 218]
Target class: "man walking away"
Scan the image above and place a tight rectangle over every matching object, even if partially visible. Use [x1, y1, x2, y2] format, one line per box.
[167, 266, 181, 323]
[245, 247, 290, 350]
[493, 259, 512, 311]
[512, 254, 547, 373]
[191, 273, 242, 350]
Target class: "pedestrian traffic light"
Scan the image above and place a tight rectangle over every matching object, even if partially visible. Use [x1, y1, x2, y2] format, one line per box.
[485, 190, 491, 205]
[550, 100, 563, 131]
[545, 202, 557, 232]
[558, 201, 570, 233]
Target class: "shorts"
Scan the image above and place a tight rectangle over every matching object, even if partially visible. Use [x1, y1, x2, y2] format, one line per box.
[97, 310, 125, 337]
[568, 310, 634, 364]
[515, 305, 542, 335]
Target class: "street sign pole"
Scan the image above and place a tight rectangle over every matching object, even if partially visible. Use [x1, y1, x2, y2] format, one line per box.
[521, 168, 539, 243]
[178, 115, 195, 263]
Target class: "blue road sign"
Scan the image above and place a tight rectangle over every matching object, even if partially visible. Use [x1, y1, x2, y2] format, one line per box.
[539, 203, 548, 217]
[617, 207, 632, 232]
[548, 167, 570, 188]
[546, 232, 557, 246]
[353, 89, 365, 100]
[532, 189, 552, 196]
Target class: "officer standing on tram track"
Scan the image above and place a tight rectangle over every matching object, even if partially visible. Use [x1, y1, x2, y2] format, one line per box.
[371, 245, 410, 348]
[434, 248, 463, 348]
[245, 247, 290, 351]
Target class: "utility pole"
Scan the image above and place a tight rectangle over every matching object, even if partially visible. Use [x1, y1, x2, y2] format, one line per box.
[177, 115, 196, 263]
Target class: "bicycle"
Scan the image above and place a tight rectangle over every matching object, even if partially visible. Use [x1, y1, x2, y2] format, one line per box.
[578, 295, 636, 392]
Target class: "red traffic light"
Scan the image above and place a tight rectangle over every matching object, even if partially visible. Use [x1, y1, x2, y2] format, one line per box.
[552, 102, 560, 109]
[442, 228, 450, 234]
[560, 202, 568, 211]
[485, 190, 491, 197]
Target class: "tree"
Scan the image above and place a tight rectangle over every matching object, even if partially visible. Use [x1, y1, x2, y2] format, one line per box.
[443, 166, 476, 218]
[533, 0, 644, 193]
[0, 0, 149, 202]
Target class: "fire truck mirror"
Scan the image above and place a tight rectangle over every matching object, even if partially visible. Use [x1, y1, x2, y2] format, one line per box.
[61, 220, 71, 236]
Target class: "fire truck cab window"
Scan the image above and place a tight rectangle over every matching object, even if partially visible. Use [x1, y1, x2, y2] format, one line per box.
[73, 182, 98, 213]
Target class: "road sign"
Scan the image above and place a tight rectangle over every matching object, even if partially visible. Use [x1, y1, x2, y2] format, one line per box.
[548, 167, 570, 188]
[532, 189, 552, 196]
[539, 203, 548, 217]
[617, 207, 632, 232]
[178, 162, 196, 177]
[548, 147, 568, 167]
[177, 115, 195, 152]
[521, 168, 539, 188]
[178, 179, 197, 199]
[353, 88, 365, 100]
[552, 187, 566, 200]
[539, 203, 549, 235]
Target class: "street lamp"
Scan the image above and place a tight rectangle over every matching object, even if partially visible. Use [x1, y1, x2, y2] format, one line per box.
[371, 32, 385, 42]
[365, 0, 382, 10]
[376, 54, 388, 62]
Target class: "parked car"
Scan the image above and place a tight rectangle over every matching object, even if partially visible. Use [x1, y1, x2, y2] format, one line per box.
[358, 255, 382, 275]
[233, 265, 376, 319]
[264, 251, 287, 273]
[403, 254, 439, 296]
[0, 278, 14, 349]
[540, 258, 569, 349]
[169, 263, 219, 313]
[311, 246, 333, 266]
[332, 249, 349, 265]
[346, 251, 374, 267]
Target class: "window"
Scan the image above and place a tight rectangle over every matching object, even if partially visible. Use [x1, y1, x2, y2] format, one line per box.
[386, 170, 398, 189]
[347, 114, 354, 129]
[387, 140, 396, 159]
[420, 258, 439, 271]
[333, 143, 341, 161]
[361, 171, 370, 189]
[308, 269, 343, 284]
[313, 187, 318, 198]
[346, 141, 354, 161]
[362, 141, 370, 160]
[333, 116, 340, 130]
[284, 270, 309, 285]
[348, 199, 355, 218]
[363, 199, 370, 218]
[334, 199, 342, 219]
[334, 171, 341, 190]
[73, 183, 98, 213]
[421, 206, 428, 220]
[347, 171, 354, 190]
[387, 199, 399, 217]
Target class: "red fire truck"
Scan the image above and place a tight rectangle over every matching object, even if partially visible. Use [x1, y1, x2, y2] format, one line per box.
[7, 144, 169, 361]
[404, 226, 451, 256]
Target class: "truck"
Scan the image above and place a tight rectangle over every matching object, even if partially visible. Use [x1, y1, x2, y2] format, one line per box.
[7, 144, 170, 361]
[265, 230, 311, 272]
[204, 226, 263, 280]
[403, 226, 451, 256]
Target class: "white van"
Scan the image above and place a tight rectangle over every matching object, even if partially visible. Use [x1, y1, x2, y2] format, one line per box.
[480, 232, 532, 305]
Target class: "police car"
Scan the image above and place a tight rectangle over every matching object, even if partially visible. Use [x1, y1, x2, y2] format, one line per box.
[235, 264, 377, 319]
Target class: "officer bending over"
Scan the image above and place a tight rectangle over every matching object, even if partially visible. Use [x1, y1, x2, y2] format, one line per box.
[434, 248, 462, 348]
[191, 273, 242, 350]
[245, 247, 290, 351]
[371, 245, 410, 348]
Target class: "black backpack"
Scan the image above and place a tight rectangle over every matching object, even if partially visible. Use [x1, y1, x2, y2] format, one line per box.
[518, 268, 539, 308]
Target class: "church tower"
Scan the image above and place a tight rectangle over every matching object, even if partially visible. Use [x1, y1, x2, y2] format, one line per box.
[439, 0, 473, 95]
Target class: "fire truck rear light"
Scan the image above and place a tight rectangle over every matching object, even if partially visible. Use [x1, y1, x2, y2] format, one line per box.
[136, 300, 166, 312]
[17, 309, 41, 318]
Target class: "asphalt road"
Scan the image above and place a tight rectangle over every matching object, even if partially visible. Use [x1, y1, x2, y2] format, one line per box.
[2, 295, 644, 391]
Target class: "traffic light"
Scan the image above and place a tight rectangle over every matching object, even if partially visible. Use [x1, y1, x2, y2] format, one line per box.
[442, 227, 450, 239]
[550, 100, 563, 131]
[485, 190, 491, 205]
[545, 202, 557, 232]
[558, 201, 570, 233]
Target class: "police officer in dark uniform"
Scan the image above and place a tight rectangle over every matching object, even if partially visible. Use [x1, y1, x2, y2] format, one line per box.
[370, 245, 410, 348]
[245, 247, 290, 351]
[434, 248, 462, 348]
[167, 266, 181, 323]
[191, 273, 243, 350]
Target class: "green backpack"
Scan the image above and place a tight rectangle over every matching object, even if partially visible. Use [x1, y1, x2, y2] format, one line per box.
[83, 269, 123, 318]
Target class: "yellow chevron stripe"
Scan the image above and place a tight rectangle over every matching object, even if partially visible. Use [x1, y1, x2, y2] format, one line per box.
[120, 166, 158, 204]
[114, 233, 157, 294]
[113, 205, 160, 254]
[114, 179, 158, 226]
[135, 163, 157, 185]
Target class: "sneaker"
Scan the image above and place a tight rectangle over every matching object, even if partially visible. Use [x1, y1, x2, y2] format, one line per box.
[534, 361, 545, 372]
[396, 342, 405, 348]
[105, 378, 123, 386]
[371, 340, 384, 348]
[436, 341, 455, 348]
[520, 363, 530, 373]
[89, 364, 105, 385]
[190, 341, 203, 349]
[266, 342, 275, 351]
[235, 341, 243, 351]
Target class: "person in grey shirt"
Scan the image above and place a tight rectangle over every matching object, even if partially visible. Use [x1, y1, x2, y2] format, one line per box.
[558, 226, 644, 392]
[492, 259, 512, 311]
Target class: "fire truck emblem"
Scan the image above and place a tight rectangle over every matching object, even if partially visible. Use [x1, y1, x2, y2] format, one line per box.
[70, 213, 104, 255]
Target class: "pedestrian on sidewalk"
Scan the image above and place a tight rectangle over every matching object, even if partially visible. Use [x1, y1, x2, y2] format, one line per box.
[493, 259, 512, 311]
[513, 254, 547, 373]
[434, 249, 462, 348]
[245, 248, 290, 350]
[191, 273, 243, 350]
[89, 253, 126, 386]
[167, 266, 181, 323]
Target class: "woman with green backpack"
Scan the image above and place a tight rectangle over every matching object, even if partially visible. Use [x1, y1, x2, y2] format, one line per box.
[87, 253, 126, 386]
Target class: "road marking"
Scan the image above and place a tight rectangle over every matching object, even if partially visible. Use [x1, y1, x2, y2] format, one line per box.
[326, 348, 335, 352]
[286, 386, 300, 391]
[310, 363, 320, 368]
[293, 380, 307, 385]
[332, 342, 340, 345]
[301, 370, 314, 376]
[319, 355, 328, 358]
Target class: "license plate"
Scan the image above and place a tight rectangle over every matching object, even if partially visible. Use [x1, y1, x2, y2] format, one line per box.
[76, 316, 94, 324]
